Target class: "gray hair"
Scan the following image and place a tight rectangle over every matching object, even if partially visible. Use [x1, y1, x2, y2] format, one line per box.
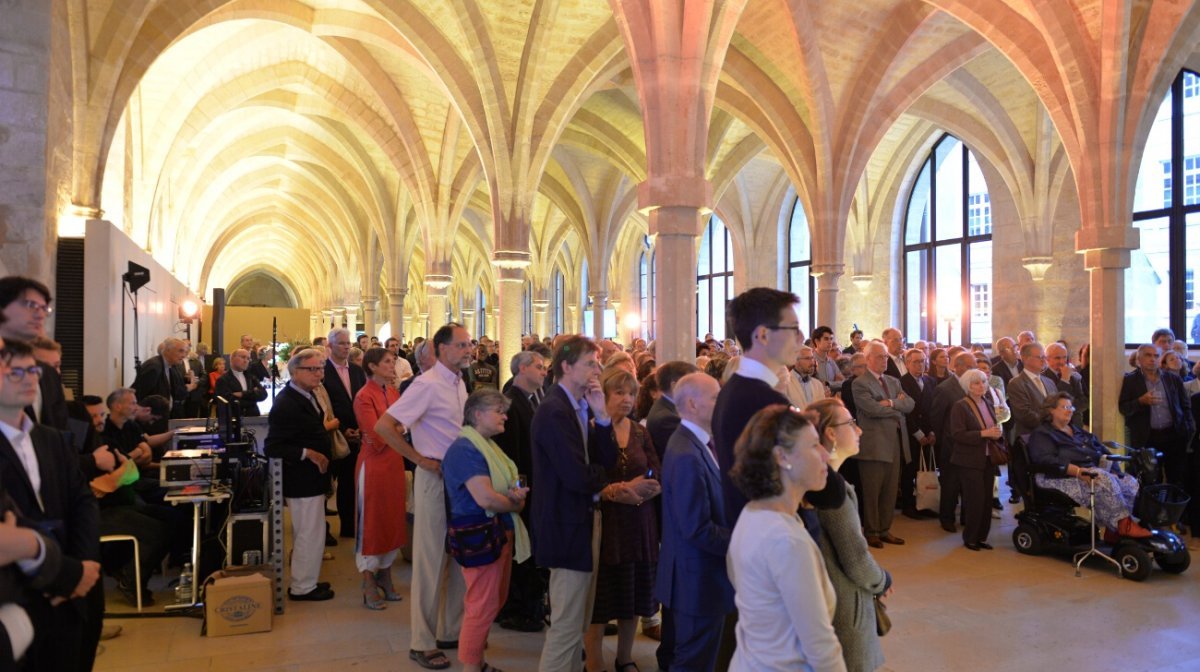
[287, 347, 324, 375]
[510, 350, 543, 376]
[105, 387, 136, 409]
[327, 327, 351, 344]
[414, 341, 431, 370]
[958, 368, 990, 393]
[463, 388, 511, 428]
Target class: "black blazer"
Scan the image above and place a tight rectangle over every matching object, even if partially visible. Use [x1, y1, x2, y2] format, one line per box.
[712, 373, 788, 523]
[213, 370, 267, 417]
[531, 384, 616, 572]
[947, 396, 999, 471]
[264, 385, 333, 498]
[1118, 369, 1194, 447]
[645, 396, 681, 462]
[495, 385, 538, 529]
[884, 357, 903, 380]
[322, 360, 366, 431]
[131, 355, 185, 408]
[930, 376, 966, 458]
[29, 363, 68, 430]
[990, 357, 1020, 387]
[0, 425, 98, 599]
[900, 373, 936, 442]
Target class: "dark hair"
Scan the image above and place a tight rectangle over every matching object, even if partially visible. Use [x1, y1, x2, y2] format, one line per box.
[655, 360, 699, 395]
[730, 404, 814, 500]
[634, 373, 659, 420]
[1040, 391, 1074, 422]
[312, 336, 327, 347]
[0, 339, 34, 360]
[635, 358, 657, 382]
[385, 337, 399, 347]
[529, 342, 552, 360]
[80, 394, 104, 406]
[361, 347, 393, 378]
[812, 326, 833, 341]
[1152, 328, 1175, 342]
[140, 395, 170, 417]
[849, 329, 863, 339]
[432, 322, 465, 357]
[550, 334, 599, 378]
[0, 276, 51, 309]
[727, 287, 799, 350]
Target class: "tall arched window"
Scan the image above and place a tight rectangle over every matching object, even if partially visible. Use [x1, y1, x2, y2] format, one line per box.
[788, 197, 815, 335]
[552, 268, 565, 335]
[903, 134, 993, 346]
[697, 216, 734, 341]
[639, 246, 656, 340]
[1126, 70, 1200, 344]
[475, 286, 487, 339]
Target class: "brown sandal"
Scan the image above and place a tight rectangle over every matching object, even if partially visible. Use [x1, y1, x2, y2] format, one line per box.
[409, 649, 450, 670]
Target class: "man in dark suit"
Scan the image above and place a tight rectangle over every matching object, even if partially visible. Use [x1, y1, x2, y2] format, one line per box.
[0, 339, 102, 670]
[656, 373, 731, 672]
[214, 349, 267, 417]
[532, 335, 637, 672]
[899, 348, 937, 518]
[0, 278, 69, 430]
[182, 344, 209, 418]
[494, 349, 547, 632]
[265, 347, 335, 601]
[882, 327, 908, 379]
[1119, 344, 1193, 489]
[990, 337, 1021, 386]
[930, 351, 977, 532]
[0, 495, 64, 669]
[131, 337, 194, 418]
[645, 361, 699, 460]
[322, 328, 366, 539]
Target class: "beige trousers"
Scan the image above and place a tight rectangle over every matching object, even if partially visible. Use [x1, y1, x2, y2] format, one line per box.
[539, 510, 602, 672]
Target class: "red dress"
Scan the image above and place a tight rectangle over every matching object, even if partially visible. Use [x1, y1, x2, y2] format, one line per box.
[353, 380, 407, 555]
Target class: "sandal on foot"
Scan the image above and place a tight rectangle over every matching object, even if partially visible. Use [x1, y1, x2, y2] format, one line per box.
[408, 649, 450, 670]
[616, 663, 641, 672]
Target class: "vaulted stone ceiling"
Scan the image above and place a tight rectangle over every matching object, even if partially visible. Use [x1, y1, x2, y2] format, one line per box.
[61, 0, 1200, 316]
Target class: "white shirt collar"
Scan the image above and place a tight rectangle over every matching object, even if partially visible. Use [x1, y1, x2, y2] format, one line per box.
[1023, 368, 1044, 384]
[736, 357, 779, 388]
[0, 414, 35, 441]
[679, 418, 710, 447]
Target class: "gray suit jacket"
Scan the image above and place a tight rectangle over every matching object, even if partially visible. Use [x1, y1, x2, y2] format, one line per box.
[1006, 371, 1061, 440]
[852, 372, 915, 463]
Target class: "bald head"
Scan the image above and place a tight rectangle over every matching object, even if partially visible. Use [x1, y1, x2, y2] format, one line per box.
[951, 352, 976, 377]
[674, 372, 721, 431]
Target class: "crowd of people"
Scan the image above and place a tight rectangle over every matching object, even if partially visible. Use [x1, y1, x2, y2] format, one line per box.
[3, 271, 1200, 671]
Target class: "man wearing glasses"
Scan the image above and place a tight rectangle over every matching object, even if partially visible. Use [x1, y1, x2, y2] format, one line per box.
[265, 348, 335, 601]
[0, 277, 68, 430]
[852, 342, 915, 549]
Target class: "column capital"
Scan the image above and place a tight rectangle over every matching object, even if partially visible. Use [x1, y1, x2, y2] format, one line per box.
[492, 250, 532, 269]
[637, 176, 712, 214]
[425, 274, 452, 290]
[1081, 248, 1131, 271]
[498, 267, 525, 283]
[588, 290, 608, 305]
[810, 263, 845, 279]
[361, 294, 378, 303]
[1075, 226, 1138, 256]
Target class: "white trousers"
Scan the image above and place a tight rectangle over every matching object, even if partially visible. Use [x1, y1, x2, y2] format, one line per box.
[539, 510, 602, 672]
[410, 466, 465, 651]
[286, 495, 326, 595]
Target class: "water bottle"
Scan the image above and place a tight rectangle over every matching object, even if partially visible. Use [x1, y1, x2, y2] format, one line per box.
[175, 563, 193, 603]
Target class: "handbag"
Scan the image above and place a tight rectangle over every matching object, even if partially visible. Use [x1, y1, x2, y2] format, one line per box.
[914, 446, 941, 511]
[444, 513, 507, 568]
[329, 428, 351, 461]
[963, 397, 1009, 466]
[874, 596, 891, 636]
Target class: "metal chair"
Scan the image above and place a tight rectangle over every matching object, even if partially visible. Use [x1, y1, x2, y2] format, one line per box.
[100, 535, 142, 612]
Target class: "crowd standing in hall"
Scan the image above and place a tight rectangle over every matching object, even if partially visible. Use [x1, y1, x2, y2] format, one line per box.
[4, 271, 1200, 672]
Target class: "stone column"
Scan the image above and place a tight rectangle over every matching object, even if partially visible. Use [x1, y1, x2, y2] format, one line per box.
[651, 206, 702, 363]
[533, 299, 550, 339]
[386, 288, 406, 342]
[588, 291, 608, 341]
[332, 308, 345, 329]
[321, 309, 334, 334]
[343, 305, 359, 334]
[362, 295, 378, 339]
[310, 312, 320, 340]
[1082, 247, 1130, 443]
[567, 303, 580, 334]
[811, 264, 844, 330]
[497, 267, 526, 385]
[427, 290, 449, 332]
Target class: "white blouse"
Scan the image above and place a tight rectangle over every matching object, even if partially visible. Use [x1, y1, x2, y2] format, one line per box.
[728, 507, 846, 672]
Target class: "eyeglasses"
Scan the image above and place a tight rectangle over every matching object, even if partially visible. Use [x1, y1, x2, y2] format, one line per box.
[5, 365, 43, 382]
[295, 366, 324, 373]
[14, 299, 52, 315]
[765, 324, 801, 332]
[830, 418, 858, 429]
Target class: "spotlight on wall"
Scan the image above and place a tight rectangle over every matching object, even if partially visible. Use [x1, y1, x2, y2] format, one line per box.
[179, 299, 200, 322]
[621, 312, 642, 331]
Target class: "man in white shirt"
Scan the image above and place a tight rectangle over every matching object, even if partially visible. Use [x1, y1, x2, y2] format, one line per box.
[789, 346, 829, 408]
[376, 323, 472, 670]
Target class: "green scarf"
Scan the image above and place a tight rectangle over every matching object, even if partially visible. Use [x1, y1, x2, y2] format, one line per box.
[460, 425, 531, 563]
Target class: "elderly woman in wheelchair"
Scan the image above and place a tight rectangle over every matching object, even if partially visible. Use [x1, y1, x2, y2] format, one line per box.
[1026, 391, 1151, 540]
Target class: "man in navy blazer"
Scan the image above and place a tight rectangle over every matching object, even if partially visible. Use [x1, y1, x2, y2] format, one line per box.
[656, 372, 731, 672]
[533, 335, 648, 672]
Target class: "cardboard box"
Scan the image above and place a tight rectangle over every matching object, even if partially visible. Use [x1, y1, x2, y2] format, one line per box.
[205, 571, 272, 637]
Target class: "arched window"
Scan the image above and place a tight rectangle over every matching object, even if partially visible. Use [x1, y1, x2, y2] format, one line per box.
[903, 134, 993, 345]
[475, 286, 486, 339]
[1127, 70, 1200, 344]
[697, 216, 734, 341]
[639, 246, 656, 340]
[552, 268, 565, 335]
[788, 197, 815, 335]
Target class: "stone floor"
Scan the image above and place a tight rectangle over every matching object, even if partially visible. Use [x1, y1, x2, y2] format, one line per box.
[95, 502, 1200, 672]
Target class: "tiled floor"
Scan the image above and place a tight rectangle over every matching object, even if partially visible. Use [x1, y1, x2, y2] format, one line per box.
[96, 503, 1200, 672]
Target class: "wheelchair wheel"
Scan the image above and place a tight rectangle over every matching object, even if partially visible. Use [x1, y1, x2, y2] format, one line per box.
[1013, 523, 1043, 555]
[1116, 545, 1154, 582]
[1156, 549, 1190, 574]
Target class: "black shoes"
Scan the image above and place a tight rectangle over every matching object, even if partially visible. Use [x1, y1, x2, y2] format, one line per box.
[325, 531, 338, 547]
[289, 586, 335, 601]
[498, 616, 544, 632]
[435, 639, 459, 650]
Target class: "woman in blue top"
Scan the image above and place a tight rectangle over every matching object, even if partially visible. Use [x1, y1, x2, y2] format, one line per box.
[442, 389, 530, 672]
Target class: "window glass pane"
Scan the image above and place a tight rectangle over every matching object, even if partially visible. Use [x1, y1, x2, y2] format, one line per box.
[934, 138, 964, 241]
[1188, 212, 1200, 343]
[906, 250, 926, 339]
[1135, 87, 1174, 212]
[1184, 72, 1200, 207]
[697, 280, 710, 338]
[966, 152, 991, 236]
[905, 160, 932, 246]
[790, 200, 811, 263]
[790, 266, 811, 336]
[934, 244, 962, 344]
[1125, 216, 1172, 340]
[968, 241, 992, 346]
[713, 220, 727, 273]
[712, 274, 727, 341]
[725, 228, 735, 274]
[698, 222, 712, 276]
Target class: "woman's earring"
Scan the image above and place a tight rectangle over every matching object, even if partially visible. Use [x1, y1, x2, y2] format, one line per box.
[783, 463, 793, 471]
